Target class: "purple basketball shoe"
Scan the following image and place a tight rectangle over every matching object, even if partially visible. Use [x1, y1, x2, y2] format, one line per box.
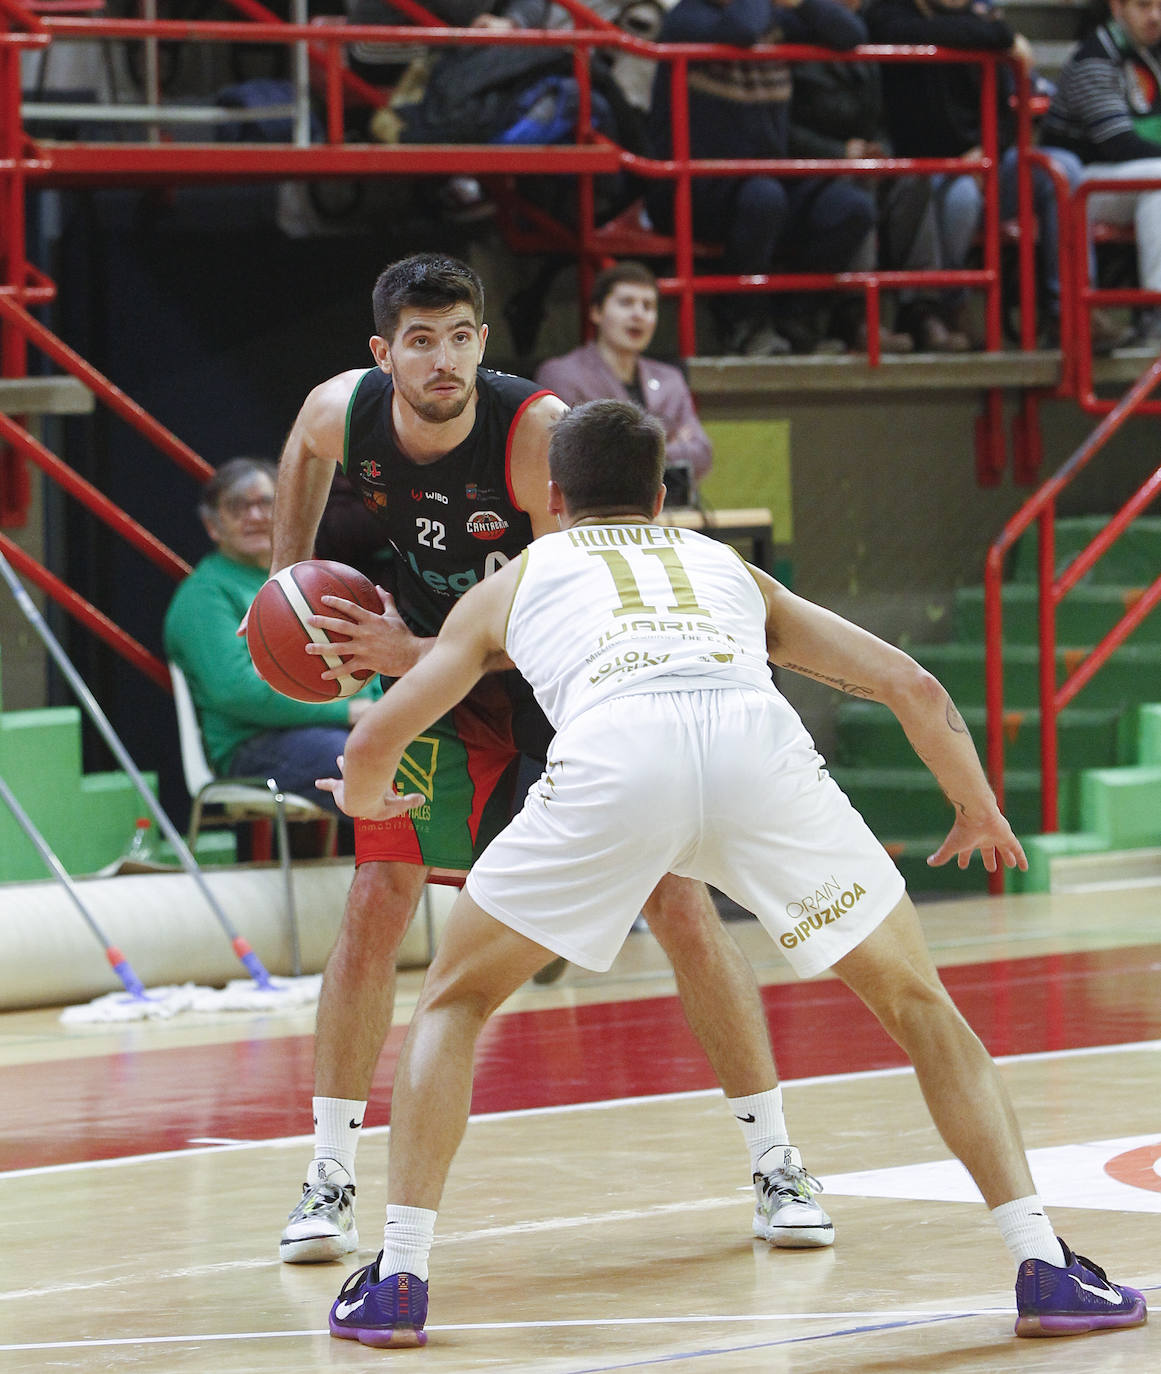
[329, 1252, 428, 1348]
[1014, 1240, 1146, 1337]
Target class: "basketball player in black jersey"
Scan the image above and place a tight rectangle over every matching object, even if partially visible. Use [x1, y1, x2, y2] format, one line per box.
[268, 255, 830, 1264]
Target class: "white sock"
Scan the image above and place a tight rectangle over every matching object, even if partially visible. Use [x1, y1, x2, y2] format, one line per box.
[380, 1205, 437, 1282]
[991, 1195, 1067, 1267]
[311, 1096, 366, 1184]
[727, 1087, 789, 1175]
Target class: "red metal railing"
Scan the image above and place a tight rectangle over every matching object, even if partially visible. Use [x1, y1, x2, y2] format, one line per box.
[5, 15, 1025, 354]
[0, 294, 212, 686]
[1070, 174, 1161, 414]
[984, 357, 1161, 890]
[0, 3, 1057, 690]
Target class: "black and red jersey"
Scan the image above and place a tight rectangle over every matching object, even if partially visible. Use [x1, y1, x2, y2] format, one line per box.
[341, 366, 550, 638]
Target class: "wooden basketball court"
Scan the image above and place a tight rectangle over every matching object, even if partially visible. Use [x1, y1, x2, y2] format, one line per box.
[1, 886, 1157, 1372]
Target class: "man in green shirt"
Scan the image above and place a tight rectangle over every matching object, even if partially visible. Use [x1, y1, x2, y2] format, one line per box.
[164, 457, 374, 827]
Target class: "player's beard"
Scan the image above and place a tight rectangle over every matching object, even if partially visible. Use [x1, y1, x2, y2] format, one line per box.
[397, 372, 475, 425]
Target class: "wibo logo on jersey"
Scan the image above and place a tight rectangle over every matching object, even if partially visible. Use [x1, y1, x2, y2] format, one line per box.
[467, 510, 508, 540]
[410, 489, 449, 505]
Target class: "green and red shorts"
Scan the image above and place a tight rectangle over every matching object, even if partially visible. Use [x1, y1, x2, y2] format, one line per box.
[353, 674, 533, 872]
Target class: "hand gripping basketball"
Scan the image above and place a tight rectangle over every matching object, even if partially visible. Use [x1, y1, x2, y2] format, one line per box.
[246, 559, 382, 703]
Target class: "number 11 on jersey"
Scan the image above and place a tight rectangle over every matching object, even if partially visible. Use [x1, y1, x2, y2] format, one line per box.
[588, 547, 710, 617]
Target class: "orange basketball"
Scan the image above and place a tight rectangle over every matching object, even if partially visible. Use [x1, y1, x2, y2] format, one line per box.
[246, 560, 381, 703]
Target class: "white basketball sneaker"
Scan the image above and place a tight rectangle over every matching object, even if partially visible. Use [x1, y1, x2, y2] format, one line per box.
[280, 1158, 359, 1263]
[752, 1145, 835, 1248]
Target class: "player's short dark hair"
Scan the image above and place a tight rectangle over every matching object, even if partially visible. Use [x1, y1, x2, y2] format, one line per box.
[589, 261, 658, 310]
[372, 254, 485, 341]
[199, 457, 277, 523]
[549, 400, 665, 516]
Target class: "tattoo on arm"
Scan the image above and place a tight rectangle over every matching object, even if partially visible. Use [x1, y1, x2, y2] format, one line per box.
[782, 662, 876, 698]
[946, 698, 968, 734]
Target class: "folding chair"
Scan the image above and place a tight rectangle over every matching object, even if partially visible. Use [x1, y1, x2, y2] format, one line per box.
[169, 661, 339, 975]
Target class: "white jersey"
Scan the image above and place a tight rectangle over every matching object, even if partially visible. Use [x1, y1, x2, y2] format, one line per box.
[504, 523, 780, 731]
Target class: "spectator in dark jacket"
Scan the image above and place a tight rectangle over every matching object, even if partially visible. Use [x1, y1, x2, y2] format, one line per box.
[788, 0, 961, 350]
[866, 0, 1105, 348]
[646, 0, 877, 355]
[1040, 0, 1161, 344]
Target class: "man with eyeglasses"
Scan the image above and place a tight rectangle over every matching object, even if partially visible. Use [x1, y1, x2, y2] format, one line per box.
[164, 456, 376, 832]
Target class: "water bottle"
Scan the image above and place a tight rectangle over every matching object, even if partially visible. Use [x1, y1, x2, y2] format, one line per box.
[120, 817, 156, 867]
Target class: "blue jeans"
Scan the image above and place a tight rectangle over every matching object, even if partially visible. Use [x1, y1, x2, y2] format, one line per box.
[645, 172, 876, 331]
[932, 145, 1085, 312]
[229, 726, 352, 826]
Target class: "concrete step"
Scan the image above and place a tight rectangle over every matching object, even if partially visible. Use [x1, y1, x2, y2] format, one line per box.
[954, 583, 1161, 646]
[1009, 516, 1161, 587]
[689, 347, 1161, 405]
[1080, 764, 1161, 849]
[0, 706, 157, 882]
[835, 700, 1122, 772]
[1040, 845, 1161, 895]
[831, 765, 1074, 838]
[0, 376, 93, 416]
[911, 640, 1161, 708]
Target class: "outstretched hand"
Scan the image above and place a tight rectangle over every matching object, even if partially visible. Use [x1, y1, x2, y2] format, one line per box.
[927, 806, 1028, 873]
[316, 755, 425, 821]
[306, 587, 421, 679]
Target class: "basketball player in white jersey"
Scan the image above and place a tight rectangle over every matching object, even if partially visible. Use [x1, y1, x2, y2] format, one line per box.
[320, 400, 1146, 1348]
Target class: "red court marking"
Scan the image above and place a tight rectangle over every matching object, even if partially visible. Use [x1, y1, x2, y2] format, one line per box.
[4, 944, 1159, 1171]
[1105, 1142, 1161, 1193]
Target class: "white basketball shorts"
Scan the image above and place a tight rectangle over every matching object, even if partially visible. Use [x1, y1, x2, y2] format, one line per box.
[466, 687, 906, 977]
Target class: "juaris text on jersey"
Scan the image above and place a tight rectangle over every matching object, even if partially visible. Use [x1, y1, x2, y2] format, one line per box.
[595, 619, 736, 649]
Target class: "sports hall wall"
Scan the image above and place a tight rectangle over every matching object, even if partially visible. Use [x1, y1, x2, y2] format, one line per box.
[3, 183, 1154, 811]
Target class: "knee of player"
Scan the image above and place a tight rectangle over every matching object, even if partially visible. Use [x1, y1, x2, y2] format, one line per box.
[342, 861, 426, 942]
[416, 969, 505, 1027]
[874, 973, 959, 1043]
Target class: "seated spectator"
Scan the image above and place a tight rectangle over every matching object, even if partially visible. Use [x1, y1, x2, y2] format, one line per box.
[163, 458, 377, 840]
[355, 0, 555, 220]
[645, 0, 877, 357]
[787, 0, 946, 352]
[534, 262, 713, 483]
[1040, 0, 1161, 346]
[866, 0, 1124, 350]
[346, 0, 489, 88]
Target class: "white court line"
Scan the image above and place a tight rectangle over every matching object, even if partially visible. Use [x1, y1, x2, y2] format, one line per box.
[0, 1307, 1000, 1353]
[4, 1038, 1159, 1183]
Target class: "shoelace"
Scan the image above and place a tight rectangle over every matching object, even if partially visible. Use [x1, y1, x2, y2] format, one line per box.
[295, 1180, 349, 1215]
[1067, 1245, 1111, 1284]
[335, 1250, 382, 1301]
[760, 1165, 823, 1204]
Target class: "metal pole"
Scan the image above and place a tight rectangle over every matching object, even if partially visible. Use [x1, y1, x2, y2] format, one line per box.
[0, 773, 150, 1001]
[142, 0, 161, 145]
[291, 0, 311, 147]
[0, 550, 275, 989]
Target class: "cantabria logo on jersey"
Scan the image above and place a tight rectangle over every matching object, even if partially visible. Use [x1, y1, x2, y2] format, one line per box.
[781, 874, 866, 949]
[467, 510, 508, 540]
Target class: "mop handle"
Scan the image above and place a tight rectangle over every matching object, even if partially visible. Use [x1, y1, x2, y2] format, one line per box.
[0, 773, 148, 999]
[0, 552, 274, 990]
